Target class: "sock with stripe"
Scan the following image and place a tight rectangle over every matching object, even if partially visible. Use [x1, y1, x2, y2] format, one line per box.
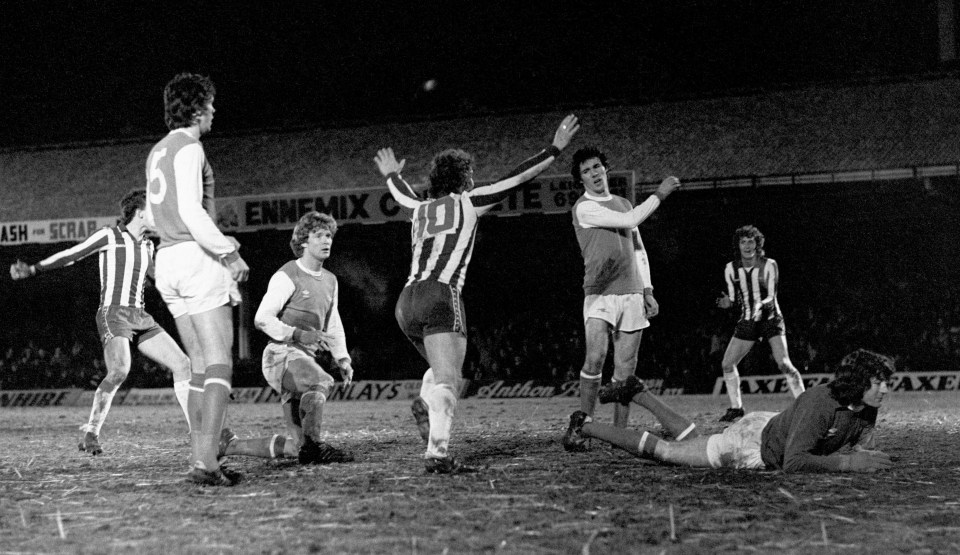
[197, 364, 232, 470]
[579, 372, 602, 416]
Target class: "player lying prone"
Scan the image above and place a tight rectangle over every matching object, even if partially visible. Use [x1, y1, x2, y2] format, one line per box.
[564, 348, 895, 473]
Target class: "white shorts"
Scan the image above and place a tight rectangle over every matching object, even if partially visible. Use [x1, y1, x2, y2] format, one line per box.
[705, 411, 777, 469]
[262, 343, 334, 404]
[583, 293, 650, 332]
[155, 242, 241, 318]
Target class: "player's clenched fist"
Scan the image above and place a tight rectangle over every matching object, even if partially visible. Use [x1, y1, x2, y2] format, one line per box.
[9, 260, 34, 280]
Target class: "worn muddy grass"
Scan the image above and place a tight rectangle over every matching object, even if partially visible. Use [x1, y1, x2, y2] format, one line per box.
[1, 393, 959, 554]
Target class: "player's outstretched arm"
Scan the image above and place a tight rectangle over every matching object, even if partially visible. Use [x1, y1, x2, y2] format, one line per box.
[472, 115, 580, 209]
[575, 176, 681, 230]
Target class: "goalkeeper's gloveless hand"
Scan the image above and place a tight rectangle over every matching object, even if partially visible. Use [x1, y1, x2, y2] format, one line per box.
[839, 450, 893, 472]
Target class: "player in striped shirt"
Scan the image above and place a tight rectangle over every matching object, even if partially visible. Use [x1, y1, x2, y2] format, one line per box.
[9, 190, 191, 456]
[374, 114, 579, 473]
[146, 73, 250, 486]
[715, 225, 805, 422]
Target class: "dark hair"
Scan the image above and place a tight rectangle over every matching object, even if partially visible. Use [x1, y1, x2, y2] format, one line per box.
[732, 225, 765, 260]
[120, 190, 146, 225]
[290, 211, 337, 257]
[163, 73, 216, 130]
[570, 146, 608, 186]
[427, 149, 474, 198]
[827, 349, 896, 406]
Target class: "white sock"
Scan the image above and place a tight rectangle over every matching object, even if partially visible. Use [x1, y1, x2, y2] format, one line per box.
[174, 380, 191, 431]
[419, 368, 436, 399]
[723, 369, 742, 409]
[422, 382, 456, 459]
[88, 388, 118, 435]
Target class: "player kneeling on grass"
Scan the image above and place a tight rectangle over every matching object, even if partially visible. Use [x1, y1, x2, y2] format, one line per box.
[220, 212, 355, 464]
[564, 348, 895, 472]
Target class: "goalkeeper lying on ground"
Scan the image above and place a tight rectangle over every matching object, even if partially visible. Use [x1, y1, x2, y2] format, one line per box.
[564, 348, 895, 472]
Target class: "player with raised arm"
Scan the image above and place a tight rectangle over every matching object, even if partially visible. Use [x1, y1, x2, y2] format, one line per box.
[146, 72, 250, 486]
[373, 114, 579, 473]
[10, 190, 192, 455]
[715, 225, 804, 422]
[566, 349, 894, 473]
[562, 146, 695, 452]
[219, 212, 355, 464]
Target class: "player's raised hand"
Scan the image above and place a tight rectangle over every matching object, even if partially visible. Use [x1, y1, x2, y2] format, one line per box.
[374, 148, 405, 177]
[656, 176, 681, 199]
[716, 293, 732, 309]
[552, 114, 580, 151]
[10, 260, 34, 280]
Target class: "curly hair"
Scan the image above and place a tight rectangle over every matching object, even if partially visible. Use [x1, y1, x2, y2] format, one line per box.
[163, 73, 216, 131]
[119, 189, 146, 225]
[290, 211, 338, 258]
[732, 225, 765, 260]
[827, 349, 896, 406]
[427, 149, 474, 198]
[570, 146, 608, 186]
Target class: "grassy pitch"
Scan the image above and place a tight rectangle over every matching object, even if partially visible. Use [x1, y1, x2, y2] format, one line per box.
[1, 392, 959, 554]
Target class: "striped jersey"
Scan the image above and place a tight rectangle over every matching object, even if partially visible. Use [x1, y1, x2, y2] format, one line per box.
[724, 257, 782, 321]
[145, 129, 235, 257]
[34, 225, 153, 309]
[385, 146, 559, 293]
[572, 193, 645, 296]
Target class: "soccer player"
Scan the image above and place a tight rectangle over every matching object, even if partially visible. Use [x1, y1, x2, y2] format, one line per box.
[220, 212, 355, 464]
[565, 349, 895, 473]
[373, 114, 580, 473]
[146, 72, 250, 486]
[9, 190, 192, 455]
[715, 225, 804, 422]
[562, 146, 691, 452]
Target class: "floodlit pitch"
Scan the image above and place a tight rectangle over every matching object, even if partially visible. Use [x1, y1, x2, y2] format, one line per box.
[1, 393, 959, 553]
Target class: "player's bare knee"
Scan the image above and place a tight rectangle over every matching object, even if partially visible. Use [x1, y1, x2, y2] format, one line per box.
[775, 359, 794, 373]
[102, 371, 127, 389]
[170, 353, 192, 383]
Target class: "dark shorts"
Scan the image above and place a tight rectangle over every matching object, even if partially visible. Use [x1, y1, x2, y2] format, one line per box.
[395, 280, 467, 340]
[96, 305, 163, 347]
[733, 315, 786, 342]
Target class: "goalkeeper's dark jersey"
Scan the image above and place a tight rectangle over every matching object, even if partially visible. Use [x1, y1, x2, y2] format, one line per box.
[760, 385, 877, 472]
